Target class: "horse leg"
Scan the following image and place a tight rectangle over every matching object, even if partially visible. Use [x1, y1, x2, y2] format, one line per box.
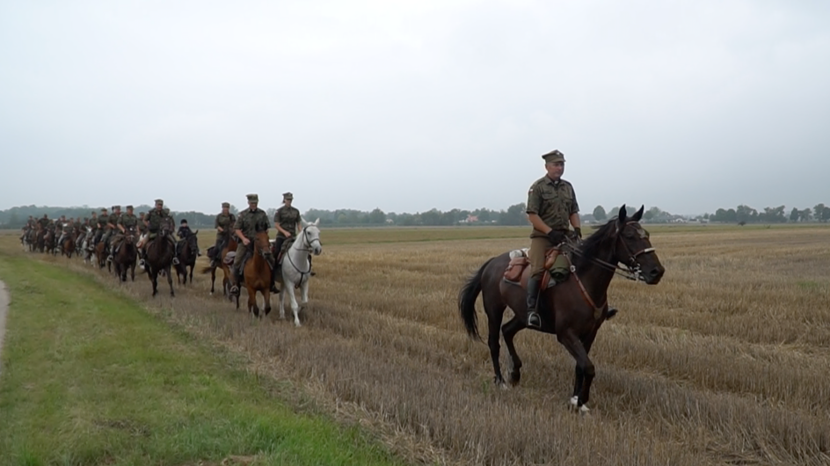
[166, 266, 175, 297]
[150, 270, 158, 297]
[501, 316, 526, 386]
[263, 288, 271, 317]
[484, 302, 507, 387]
[558, 331, 594, 413]
[300, 277, 309, 307]
[247, 286, 258, 317]
[287, 278, 301, 327]
[189, 265, 194, 284]
[210, 266, 216, 295]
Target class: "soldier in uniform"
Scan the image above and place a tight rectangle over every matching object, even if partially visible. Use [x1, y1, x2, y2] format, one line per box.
[229, 194, 272, 295]
[56, 216, 72, 249]
[111, 205, 138, 257]
[137, 199, 180, 269]
[37, 214, 50, 231]
[524, 149, 582, 329]
[273, 191, 315, 276]
[103, 205, 122, 257]
[94, 208, 109, 247]
[210, 202, 236, 268]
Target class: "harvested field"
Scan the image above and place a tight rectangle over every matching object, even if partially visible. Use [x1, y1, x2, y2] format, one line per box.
[3, 224, 830, 465]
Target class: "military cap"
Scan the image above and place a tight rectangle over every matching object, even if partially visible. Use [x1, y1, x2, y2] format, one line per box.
[222, 202, 230, 208]
[282, 192, 293, 200]
[541, 149, 565, 163]
[180, 219, 188, 224]
[126, 205, 133, 210]
[101, 207, 108, 212]
[113, 205, 121, 210]
[155, 199, 164, 205]
[246, 194, 259, 203]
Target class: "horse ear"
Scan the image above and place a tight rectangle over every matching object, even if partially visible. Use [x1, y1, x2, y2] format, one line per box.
[630, 205, 645, 222]
[313, 218, 320, 226]
[194, 229, 199, 235]
[618, 204, 628, 225]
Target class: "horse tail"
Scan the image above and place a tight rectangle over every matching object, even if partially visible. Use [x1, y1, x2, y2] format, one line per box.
[200, 266, 214, 274]
[459, 257, 493, 341]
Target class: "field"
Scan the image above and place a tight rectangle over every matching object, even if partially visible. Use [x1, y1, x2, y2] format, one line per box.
[2, 223, 830, 465]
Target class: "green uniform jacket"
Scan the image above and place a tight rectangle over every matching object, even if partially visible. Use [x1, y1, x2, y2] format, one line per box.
[108, 213, 121, 229]
[38, 218, 49, 229]
[97, 214, 109, 230]
[145, 209, 169, 233]
[274, 206, 300, 239]
[526, 176, 579, 238]
[234, 208, 270, 240]
[214, 213, 236, 237]
[118, 214, 138, 230]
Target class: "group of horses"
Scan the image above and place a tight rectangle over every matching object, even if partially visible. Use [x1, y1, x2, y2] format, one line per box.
[22, 205, 664, 412]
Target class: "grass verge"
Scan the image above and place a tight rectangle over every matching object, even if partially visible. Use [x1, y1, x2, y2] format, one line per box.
[0, 255, 404, 466]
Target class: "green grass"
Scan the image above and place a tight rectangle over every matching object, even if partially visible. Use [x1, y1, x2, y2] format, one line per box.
[0, 255, 405, 466]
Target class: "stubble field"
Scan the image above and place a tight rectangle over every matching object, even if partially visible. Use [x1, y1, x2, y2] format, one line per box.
[4, 224, 830, 465]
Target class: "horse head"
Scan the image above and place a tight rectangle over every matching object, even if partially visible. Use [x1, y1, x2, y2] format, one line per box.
[300, 218, 322, 256]
[610, 205, 665, 284]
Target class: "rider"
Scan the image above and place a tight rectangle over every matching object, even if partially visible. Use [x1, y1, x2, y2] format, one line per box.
[37, 214, 50, 231]
[229, 194, 272, 295]
[94, 208, 109, 247]
[209, 202, 236, 268]
[103, 205, 122, 259]
[56, 216, 73, 249]
[525, 149, 582, 329]
[273, 191, 314, 279]
[110, 205, 138, 257]
[175, 218, 199, 257]
[137, 199, 180, 269]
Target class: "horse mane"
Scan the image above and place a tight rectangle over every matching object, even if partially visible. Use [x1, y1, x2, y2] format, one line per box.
[572, 218, 619, 270]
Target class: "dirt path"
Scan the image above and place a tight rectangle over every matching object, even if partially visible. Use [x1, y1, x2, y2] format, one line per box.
[0, 280, 7, 377]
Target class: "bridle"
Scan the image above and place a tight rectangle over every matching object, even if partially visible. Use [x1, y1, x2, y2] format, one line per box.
[286, 226, 321, 277]
[565, 221, 656, 282]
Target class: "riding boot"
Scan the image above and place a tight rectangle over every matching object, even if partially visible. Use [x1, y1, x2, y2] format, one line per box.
[309, 255, 316, 276]
[230, 265, 241, 295]
[270, 266, 280, 294]
[526, 276, 542, 329]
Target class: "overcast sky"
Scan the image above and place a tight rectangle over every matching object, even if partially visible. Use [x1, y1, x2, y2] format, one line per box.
[1, 0, 828, 215]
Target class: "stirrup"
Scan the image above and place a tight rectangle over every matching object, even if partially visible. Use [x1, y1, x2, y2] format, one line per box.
[527, 311, 542, 329]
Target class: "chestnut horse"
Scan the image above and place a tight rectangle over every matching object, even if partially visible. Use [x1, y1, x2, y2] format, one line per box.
[458, 205, 665, 412]
[202, 234, 238, 300]
[236, 231, 274, 317]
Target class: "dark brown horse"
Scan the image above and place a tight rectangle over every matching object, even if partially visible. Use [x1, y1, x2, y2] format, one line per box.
[113, 227, 138, 282]
[61, 229, 75, 258]
[144, 226, 176, 297]
[459, 205, 665, 412]
[174, 230, 199, 285]
[202, 234, 238, 300]
[236, 231, 274, 317]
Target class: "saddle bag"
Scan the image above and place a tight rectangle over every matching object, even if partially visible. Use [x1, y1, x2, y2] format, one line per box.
[504, 256, 528, 282]
[547, 249, 570, 282]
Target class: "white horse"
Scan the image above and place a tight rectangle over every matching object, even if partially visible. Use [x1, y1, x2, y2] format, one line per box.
[278, 219, 322, 326]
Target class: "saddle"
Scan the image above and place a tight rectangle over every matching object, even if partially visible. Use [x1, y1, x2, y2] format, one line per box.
[503, 247, 571, 290]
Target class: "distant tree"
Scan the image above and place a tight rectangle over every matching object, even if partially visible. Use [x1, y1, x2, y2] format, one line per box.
[229, 204, 239, 215]
[266, 207, 277, 219]
[368, 208, 386, 224]
[499, 203, 527, 225]
[789, 207, 800, 223]
[608, 206, 620, 219]
[736, 205, 757, 224]
[800, 208, 812, 222]
[643, 206, 662, 222]
[815, 204, 828, 222]
[592, 205, 607, 222]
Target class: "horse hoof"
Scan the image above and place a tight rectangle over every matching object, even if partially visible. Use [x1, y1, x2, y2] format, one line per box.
[569, 396, 579, 409]
[579, 405, 590, 415]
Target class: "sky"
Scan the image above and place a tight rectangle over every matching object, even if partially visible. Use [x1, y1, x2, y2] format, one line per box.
[1, 0, 828, 215]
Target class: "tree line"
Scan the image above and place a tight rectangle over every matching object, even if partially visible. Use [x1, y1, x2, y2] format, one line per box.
[2, 201, 828, 229]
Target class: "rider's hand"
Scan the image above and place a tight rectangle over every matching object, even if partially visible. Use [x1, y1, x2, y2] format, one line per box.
[242, 238, 250, 246]
[547, 230, 565, 244]
[573, 227, 582, 239]
[285, 232, 292, 238]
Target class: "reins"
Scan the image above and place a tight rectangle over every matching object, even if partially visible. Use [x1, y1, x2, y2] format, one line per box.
[286, 226, 319, 279]
[564, 221, 656, 283]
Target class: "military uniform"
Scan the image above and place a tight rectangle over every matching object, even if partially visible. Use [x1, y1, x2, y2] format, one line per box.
[273, 195, 300, 256]
[211, 202, 236, 265]
[231, 194, 271, 292]
[112, 208, 138, 253]
[102, 206, 121, 248]
[95, 210, 109, 245]
[524, 150, 581, 329]
[138, 201, 179, 267]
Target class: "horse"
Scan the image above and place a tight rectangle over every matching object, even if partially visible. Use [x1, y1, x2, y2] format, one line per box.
[112, 227, 138, 282]
[237, 230, 274, 317]
[174, 230, 199, 285]
[61, 229, 76, 258]
[43, 229, 56, 255]
[277, 220, 322, 326]
[201, 234, 238, 300]
[144, 225, 176, 297]
[458, 205, 665, 413]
